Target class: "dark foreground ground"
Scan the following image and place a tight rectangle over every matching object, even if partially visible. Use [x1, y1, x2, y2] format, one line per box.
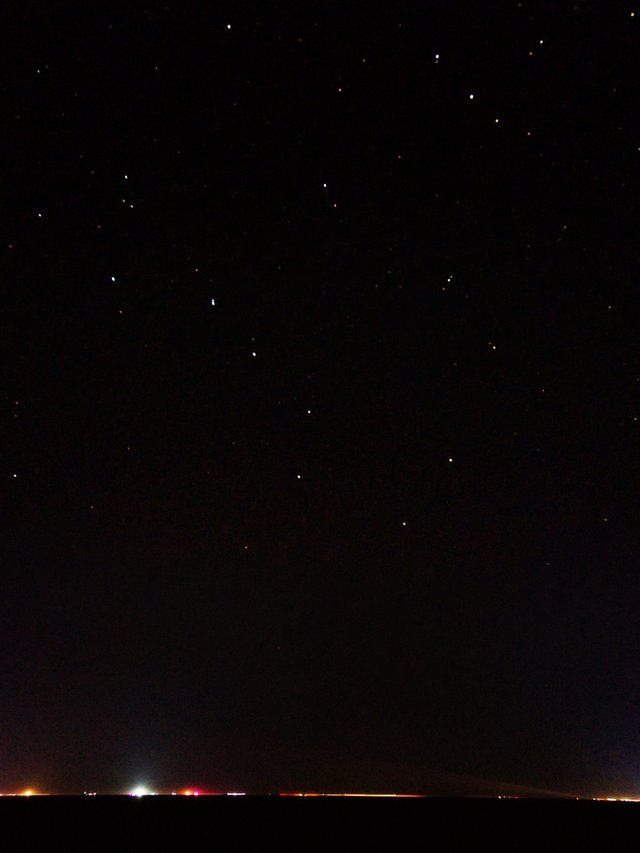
[1, 796, 637, 849]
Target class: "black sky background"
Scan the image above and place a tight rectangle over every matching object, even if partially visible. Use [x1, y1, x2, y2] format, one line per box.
[2, 1, 640, 795]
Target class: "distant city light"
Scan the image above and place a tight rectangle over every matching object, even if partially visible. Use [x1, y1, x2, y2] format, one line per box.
[129, 786, 150, 797]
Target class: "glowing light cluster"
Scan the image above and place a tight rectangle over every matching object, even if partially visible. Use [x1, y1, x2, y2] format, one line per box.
[129, 786, 151, 797]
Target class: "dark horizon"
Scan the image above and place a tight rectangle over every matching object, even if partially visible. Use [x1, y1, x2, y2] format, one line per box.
[3, 1, 640, 799]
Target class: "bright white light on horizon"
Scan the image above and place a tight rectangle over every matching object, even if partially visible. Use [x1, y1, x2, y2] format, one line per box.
[129, 785, 150, 797]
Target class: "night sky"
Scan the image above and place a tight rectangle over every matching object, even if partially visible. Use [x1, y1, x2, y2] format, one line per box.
[3, 1, 640, 796]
